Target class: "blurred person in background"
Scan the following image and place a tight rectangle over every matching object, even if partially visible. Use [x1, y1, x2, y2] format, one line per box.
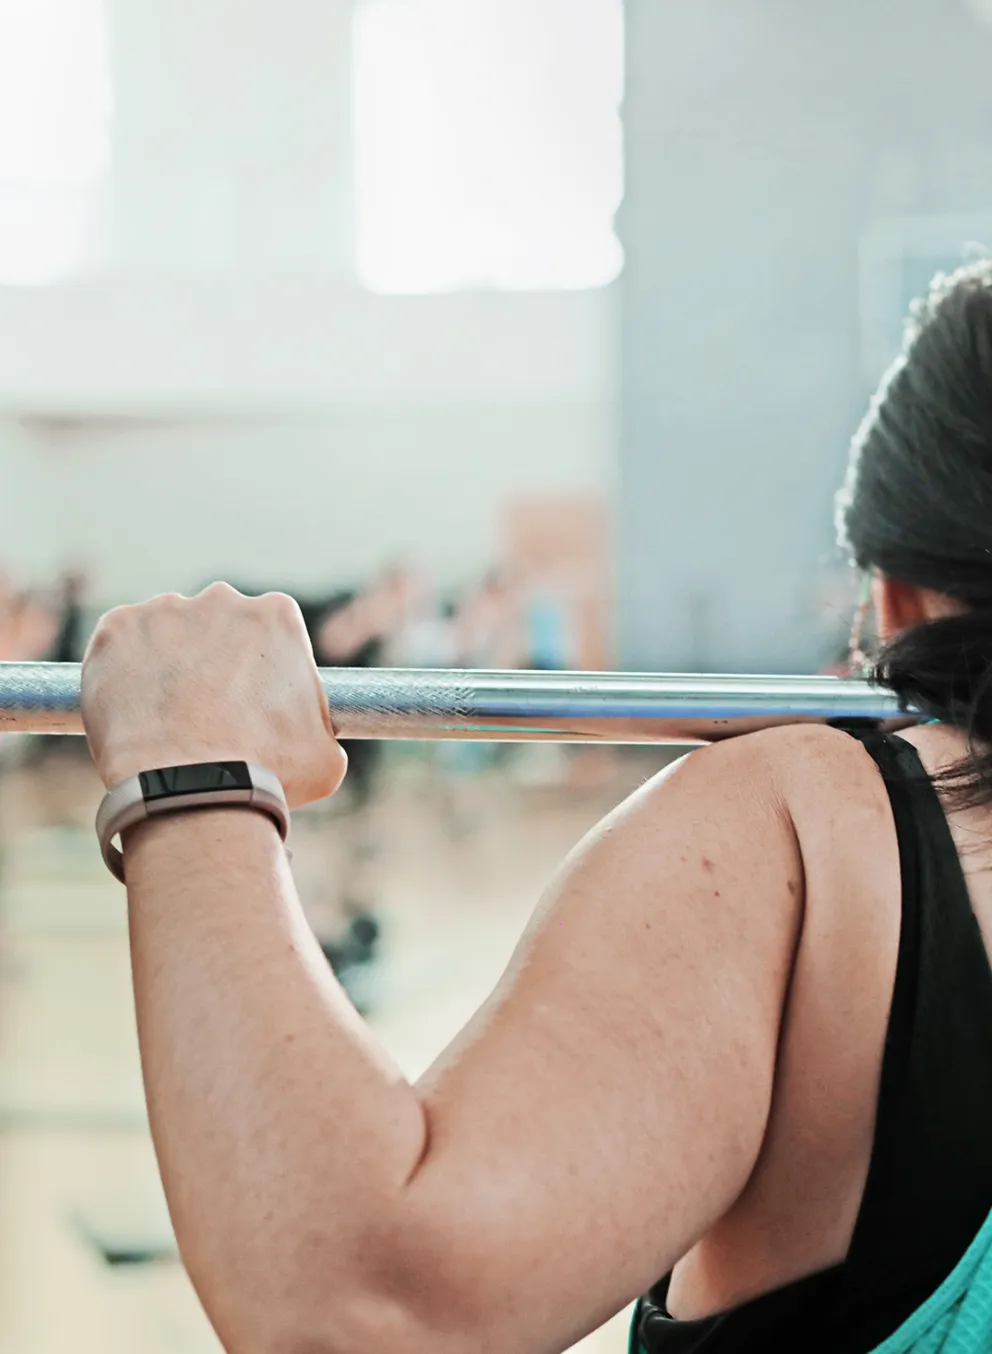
[391, 572, 461, 670]
[523, 581, 576, 673]
[430, 569, 525, 837]
[49, 568, 90, 665]
[452, 568, 525, 672]
[0, 572, 60, 664]
[285, 563, 422, 1006]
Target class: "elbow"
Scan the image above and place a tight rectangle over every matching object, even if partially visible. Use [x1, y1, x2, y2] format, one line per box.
[268, 1205, 502, 1354]
[187, 1262, 435, 1354]
[211, 1251, 455, 1354]
[197, 1182, 473, 1354]
[256, 1295, 442, 1354]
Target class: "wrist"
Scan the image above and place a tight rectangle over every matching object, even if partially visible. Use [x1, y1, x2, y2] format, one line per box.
[122, 805, 286, 874]
[98, 740, 262, 792]
[97, 761, 291, 883]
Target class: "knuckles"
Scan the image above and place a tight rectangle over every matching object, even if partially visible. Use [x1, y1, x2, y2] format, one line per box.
[259, 590, 305, 624]
[95, 586, 303, 638]
[197, 581, 243, 604]
[84, 585, 316, 691]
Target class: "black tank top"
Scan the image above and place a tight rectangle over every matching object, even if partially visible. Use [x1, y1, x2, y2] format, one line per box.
[632, 731, 992, 1354]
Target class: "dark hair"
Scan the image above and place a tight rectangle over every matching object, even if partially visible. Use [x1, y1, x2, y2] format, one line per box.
[836, 260, 992, 807]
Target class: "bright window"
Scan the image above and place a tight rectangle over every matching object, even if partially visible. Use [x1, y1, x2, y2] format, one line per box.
[0, 0, 111, 284]
[353, 0, 624, 293]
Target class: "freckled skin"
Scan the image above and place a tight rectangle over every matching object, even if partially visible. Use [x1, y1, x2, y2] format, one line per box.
[88, 576, 963, 1354]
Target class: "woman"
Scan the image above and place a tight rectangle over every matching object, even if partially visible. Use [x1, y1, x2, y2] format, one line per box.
[80, 263, 992, 1354]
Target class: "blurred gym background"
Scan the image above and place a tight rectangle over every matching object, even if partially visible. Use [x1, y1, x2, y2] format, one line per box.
[1, 1, 991, 1350]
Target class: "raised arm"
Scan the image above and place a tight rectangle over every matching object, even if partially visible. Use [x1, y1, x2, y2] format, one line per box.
[81, 584, 805, 1354]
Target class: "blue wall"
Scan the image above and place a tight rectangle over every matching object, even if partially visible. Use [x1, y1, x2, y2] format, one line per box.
[617, 0, 992, 672]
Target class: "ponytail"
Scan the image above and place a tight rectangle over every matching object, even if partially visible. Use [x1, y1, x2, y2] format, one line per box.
[874, 609, 992, 808]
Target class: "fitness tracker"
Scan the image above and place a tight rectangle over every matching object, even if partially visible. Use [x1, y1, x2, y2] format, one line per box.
[96, 761, 290, 883]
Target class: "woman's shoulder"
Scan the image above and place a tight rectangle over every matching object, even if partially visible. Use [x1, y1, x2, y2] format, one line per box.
[644, 723, 897, 885]
[692, 721, 890, 799]
[746, 722, 894, 824]
[649, 722, 887, 809]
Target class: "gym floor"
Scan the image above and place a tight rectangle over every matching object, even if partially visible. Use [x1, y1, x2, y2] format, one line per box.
[0, 743, 667, 1354]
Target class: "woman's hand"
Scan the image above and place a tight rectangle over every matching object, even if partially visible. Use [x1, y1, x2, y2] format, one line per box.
[81, 582, 347, 807]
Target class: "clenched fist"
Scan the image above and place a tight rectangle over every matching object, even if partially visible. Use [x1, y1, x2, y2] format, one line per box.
[81, 582, 347, 808]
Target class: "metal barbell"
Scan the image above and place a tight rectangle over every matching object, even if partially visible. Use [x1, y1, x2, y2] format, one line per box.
[0, 663, 908, 743]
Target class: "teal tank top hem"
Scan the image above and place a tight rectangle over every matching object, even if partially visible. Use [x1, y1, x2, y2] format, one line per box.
[630, 1204, 992, 1354]
[865, 1201, 992, 1352]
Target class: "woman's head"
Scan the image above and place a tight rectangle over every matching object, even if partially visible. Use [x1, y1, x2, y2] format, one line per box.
[838, 260, 992, 602]
[836, 260, 992, 801]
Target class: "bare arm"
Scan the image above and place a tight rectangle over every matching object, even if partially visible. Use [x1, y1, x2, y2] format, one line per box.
[124, 809, 429, 1351]
[125, 748, 803, 1353]
[82, 587, 805, 1354]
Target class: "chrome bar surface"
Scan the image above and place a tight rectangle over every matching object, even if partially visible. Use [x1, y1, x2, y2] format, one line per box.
[0, 663, 908, 742]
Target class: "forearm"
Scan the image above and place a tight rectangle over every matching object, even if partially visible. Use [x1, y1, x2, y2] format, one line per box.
[124, 808, 429, 1353]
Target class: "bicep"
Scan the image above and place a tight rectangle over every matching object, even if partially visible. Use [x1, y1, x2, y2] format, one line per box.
[397, 738, 805, 1353]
